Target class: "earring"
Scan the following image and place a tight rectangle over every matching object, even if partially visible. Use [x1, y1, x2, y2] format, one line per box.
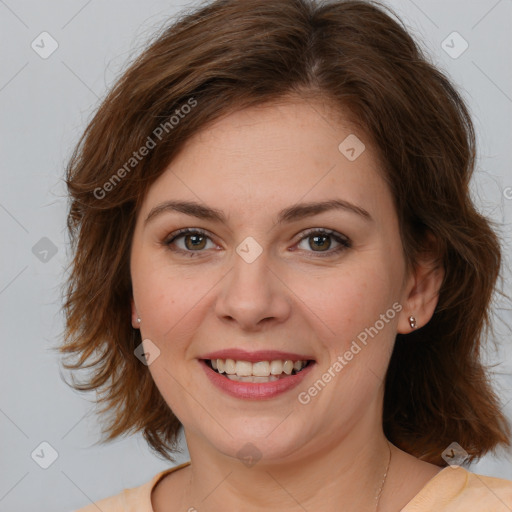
[408, 315, 417, 329]
[137, 317, 141, 323]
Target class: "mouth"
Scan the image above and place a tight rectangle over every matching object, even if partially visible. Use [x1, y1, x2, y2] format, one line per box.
[203, 358, 315, 383]
[198, 349, 317, 399]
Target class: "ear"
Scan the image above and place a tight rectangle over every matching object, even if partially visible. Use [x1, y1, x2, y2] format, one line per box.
[397, 232, 444, 334]
[130, 298, 140, 329]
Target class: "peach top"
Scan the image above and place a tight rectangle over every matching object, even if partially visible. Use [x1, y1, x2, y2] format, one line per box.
[74, 462, 512, 511]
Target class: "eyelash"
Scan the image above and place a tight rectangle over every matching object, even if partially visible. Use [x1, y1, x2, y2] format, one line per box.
[162, 227, 352, 259]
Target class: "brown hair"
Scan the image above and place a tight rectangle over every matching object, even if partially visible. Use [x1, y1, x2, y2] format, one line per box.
[57, 0, 511, 465]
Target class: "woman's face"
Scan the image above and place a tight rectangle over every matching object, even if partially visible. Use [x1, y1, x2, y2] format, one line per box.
[130, 98, 420, 464]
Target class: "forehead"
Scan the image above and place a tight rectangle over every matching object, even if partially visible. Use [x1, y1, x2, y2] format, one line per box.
[140, 99, 394, 224]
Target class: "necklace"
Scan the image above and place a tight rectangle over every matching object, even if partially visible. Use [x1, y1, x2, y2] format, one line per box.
[375, 440, 392, 512]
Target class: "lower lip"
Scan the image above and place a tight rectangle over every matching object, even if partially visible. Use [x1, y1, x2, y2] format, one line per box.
[199, 359, 315, 400]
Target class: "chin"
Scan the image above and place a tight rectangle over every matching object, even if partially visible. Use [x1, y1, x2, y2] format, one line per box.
[201, 420, 309, 465]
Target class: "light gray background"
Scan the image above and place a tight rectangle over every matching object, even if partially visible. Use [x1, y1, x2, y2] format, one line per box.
[0, 0, 511, 510]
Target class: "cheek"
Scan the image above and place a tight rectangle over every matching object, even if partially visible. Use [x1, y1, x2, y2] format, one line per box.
[132, 256, 225, 371]
[307, 264, 394, 333]
[303, 266, 400, 386]
[137, 272, 199, 343]
[131, 253, 183, 338]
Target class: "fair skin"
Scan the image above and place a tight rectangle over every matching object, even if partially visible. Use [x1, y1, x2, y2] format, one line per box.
[129, 97, 444, 512]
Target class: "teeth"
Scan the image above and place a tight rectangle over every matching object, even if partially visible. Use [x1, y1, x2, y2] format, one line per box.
[283, 360, 294, 375]
[235, 360, 252, 376]
[227, 374, 280, 382]
[270, 360, 283, 375]
[224, 358, 236, 374]
[252, 361, 270, 377]
[211, 358, 309, 378]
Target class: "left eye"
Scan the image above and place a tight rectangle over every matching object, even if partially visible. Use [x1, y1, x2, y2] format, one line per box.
[295, 228, 351, 256]
[163, 228, 351, 258]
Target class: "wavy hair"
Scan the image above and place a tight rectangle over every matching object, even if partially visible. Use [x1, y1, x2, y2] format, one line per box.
[58, 0, 511, 464]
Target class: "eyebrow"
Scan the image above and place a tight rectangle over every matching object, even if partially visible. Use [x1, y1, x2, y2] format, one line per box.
[144, 198, 373, 227]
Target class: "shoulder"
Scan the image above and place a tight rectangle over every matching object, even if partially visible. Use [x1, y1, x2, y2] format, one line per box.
[73, 463, 191, 512]
[403, 466, 512, 512]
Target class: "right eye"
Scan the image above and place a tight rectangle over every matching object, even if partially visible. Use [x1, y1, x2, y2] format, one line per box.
[163, 228, 217, 257]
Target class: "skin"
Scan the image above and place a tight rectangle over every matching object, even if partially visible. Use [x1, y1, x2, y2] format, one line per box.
[129, 97, 445, 512]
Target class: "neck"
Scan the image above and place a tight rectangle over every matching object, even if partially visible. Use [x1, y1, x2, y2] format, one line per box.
[180, 422, 393, 512]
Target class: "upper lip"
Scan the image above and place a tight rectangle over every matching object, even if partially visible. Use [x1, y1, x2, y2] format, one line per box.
[199, 349, 315, 363]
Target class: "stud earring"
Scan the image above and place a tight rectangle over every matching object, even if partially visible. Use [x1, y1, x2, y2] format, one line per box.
[408, 315, 417, 329]
[137, 317, 141, 323]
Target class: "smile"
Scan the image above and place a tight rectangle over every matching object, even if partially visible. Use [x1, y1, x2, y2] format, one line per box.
[206, 358, 312, 382]
[199, 351, 316, 399]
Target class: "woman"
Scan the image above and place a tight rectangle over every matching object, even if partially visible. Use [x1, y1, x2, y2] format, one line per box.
[61, 0, 512, 510]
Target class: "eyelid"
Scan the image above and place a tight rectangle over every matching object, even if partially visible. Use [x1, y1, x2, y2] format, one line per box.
[294, 227, 350, 244]
[163, 227, 218, 249]
[293, 227, 351, 257]
[163, 227, 351, 257]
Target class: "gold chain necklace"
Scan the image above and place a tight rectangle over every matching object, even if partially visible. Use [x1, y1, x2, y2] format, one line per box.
[375, 440, 392, 512]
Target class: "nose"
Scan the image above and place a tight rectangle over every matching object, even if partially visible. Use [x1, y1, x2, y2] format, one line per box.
[214, 250, 291, 332]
